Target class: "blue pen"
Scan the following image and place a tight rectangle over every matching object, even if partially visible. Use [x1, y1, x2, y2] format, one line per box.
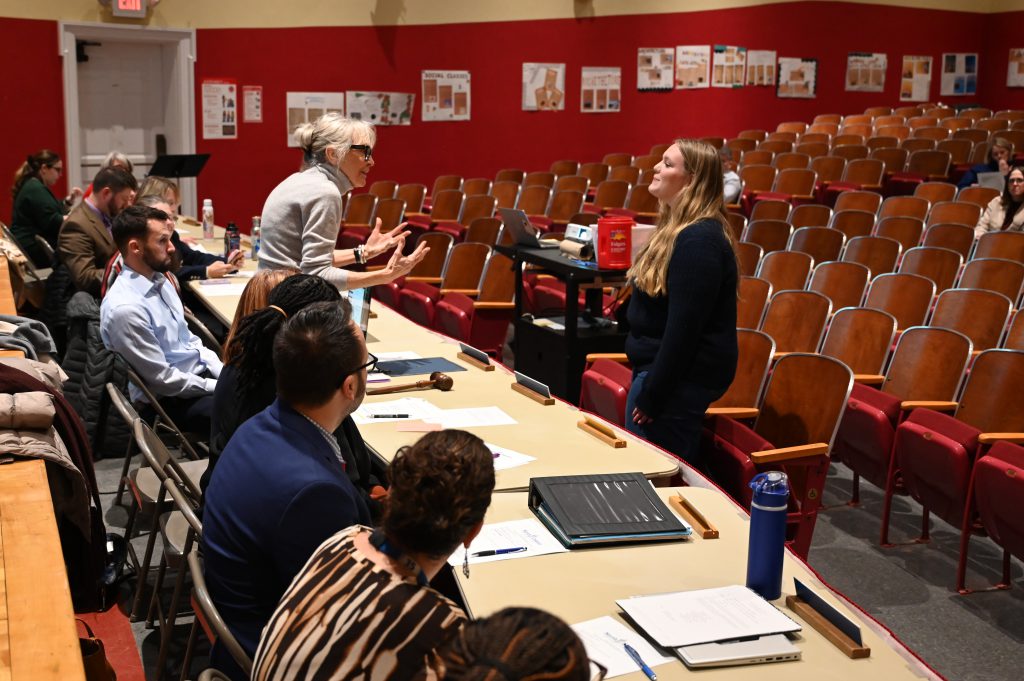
[623, 643, 656, 681]
[471, 546, 527, 557]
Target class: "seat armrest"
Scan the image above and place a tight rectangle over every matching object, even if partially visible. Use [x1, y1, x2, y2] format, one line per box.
[854, 373, 886, 386]
[751, 443, 829, 465]
[474, 301, 515, 310]
[705, 406, 760, 419]
[585, 353, 629, 364]
[900, 400, 958, 412]
[978, 432, 1024, 445]
[404, 276, 442, 284]
[440, 288, 479, 297]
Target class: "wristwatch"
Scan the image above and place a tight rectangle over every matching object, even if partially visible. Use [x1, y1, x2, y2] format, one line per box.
[354, 244, 365, 264]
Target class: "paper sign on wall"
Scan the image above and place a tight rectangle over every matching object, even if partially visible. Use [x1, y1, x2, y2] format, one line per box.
[675, 46, 710, 89]
[1008, 49, 1024, 88]
[523, 63, 566, 111]
[941, 53, 978, 96]
[422, 71, 471, 121]
[201, 79, 237, 139]
[637, 48, 674, 91]
[746, 50, 777, 86]
[242, 86, 262, 123]
[712, 45, 746, 88]
[581, 67, 621, 113]
[777, 57, 817, 99]
[285, 92, 344, 147]
[900, 56, 933, 101]
[346, 92, 415, 126]
[846, 52, 887, 92]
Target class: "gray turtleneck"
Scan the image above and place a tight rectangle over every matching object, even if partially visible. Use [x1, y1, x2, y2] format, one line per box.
[258, 163, 353, 289]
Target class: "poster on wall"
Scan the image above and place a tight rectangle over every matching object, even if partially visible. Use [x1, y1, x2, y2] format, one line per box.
[346, 92, 415, 125]
[637, 48, 674, 91]
[712, 45, 746, 88]
[845, 52, 887, 92]
[777, 57, 817, 98]
[1008, 48, 1024, 87]
[242, 86, 262, 123]
[422, 71, 471, 121]
[581, 67, 621, 113]
[675, 46, 710, 89]
[201, 79, 237, 140]
[940, 53, 978, 96]
[745, 50, 777, 86]
[285, 92, 344, 147]
[900, 55, 933, 101]
[523, 63, 566, 111]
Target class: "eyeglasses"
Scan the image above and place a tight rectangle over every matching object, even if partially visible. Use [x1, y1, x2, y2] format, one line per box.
[1009, 177, 1024, 184]
[47, 164, 63, 173]
[349, 144, 373, 162]
[340, 352, 378, 384]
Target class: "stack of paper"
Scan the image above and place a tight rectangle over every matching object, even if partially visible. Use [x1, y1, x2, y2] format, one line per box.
[352, 398, 442, 423]
[447, 518, 568, 567]
[572, 617, 672, 679]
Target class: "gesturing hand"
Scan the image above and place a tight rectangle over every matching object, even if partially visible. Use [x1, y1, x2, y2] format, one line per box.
[380, 240, 430, 282]
[365, 219, 412, 260]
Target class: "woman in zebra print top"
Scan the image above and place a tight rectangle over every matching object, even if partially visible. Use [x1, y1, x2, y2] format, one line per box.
[252, 429, 495, 680]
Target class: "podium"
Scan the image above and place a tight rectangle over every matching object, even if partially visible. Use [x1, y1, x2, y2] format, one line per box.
[497, 244, 628, 402]
[148, 154, 210, 180]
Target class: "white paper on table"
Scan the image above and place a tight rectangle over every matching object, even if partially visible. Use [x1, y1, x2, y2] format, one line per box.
[352, 397, 443, 424]
[485, 441, 535, 471]
[425, 407, 516, 428]
[615, 585, 800, 648]
[376, 351, 423, 361]
[226, 270, 255, 278]
[572, 616, 673, 678]
[192, 243, 210, 253]
[447, 518, 568, 567]
[177, 227, 191, 235]
[196, 283, 250, 297]
[367, 372, 391, 383]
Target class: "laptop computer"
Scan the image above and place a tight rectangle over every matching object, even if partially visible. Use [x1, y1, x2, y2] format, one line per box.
[976, 171, 1005, 191]
[674, 634, 801, 669]
[347, 287, 372, 335]
[498, 208, 560, 248]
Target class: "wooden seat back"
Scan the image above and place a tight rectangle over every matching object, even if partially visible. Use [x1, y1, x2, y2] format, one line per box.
[788, 226, 844, 264]
[789, 204, 832, 228]
[914, 181, 957, 205]
[1002, 309, 1024, 350]
[591, 180, 631, 210]
[344, 193, 377, 225]
[739, 165, 776, 193]
[811, 156, 846, 184]
[549, 159, 580, 177]
[820, 307, 897, 375]
[807, 261, 869, 310]
[579, 162, 610, 185]
[490, 181, 521, 209]
[777, 121, 808, 134]
[927, 200, 982, 228]
[462, 178, 493, 196]
[841, 158, 884, 187]
[867, 135, 901, 151]
[476, 253, 515, 302]
[898, 246, 963, 292]
[738, 129, 768, 141]
[524, 171, 555, 188]
[833, 190, 882, 214]
[906, 150, 952, 178]
[408, 232, 454, 278]
[930, 288, 1013, 351]
[737, 276, 772, 328]
[750, 199, 790, 222]
[375, 198, 406, 231]
[631, 154, 659, 170]
[842, 235, 902, 277]
[516, 185, 552, 215]
[795, 141, 829, 158]
[431, 175, 463, 196]
[554, 175, 590, 194]
[458, 194, 497, 226]
[832, 144, 869, 161]
[869, 147, 909, 177]
[727, 137, 757, 154]
[831, 134, 865, 147]
[708, 329, 775, 411]
[879, 195, 930, 221]
[884, 326, 972, 399]
[726, 212, 747, 242]
[829, 209, 875, 240]
[864, 272, 936, 330]
[396, 183, 427, 213]
[735, 241, 762, 277]
[958, 257, 1024, 301]
[623, 184, 657, 215]
[441, 242, 491, 290]
[463, 217, 502, 246]
[495, 168, 526, 183]
[758, 140, 794, 154]
[602, 152, 633, 167]
[756, 250, 814, 293]
[773, 152, 811, 170]
[875, 216, 924, 251]
[953, 128, 989, 145]
[975, 118, 1010, 133]
[760, 290, 832, 354]
[954, 350, 1024, 433]
[741, 149, 775, 167]
[957, 186, 1000, 208]
[936, 139, 972, 165]
[608, 165, 641, 185]
[743, 219, 792, 253]
[901, 138, 936, 153]
[974, 231, 1024, 262]
[755, 353, 853, 449]
[771, 168, 816, 197]
[547, 190, 587, 221]
[429, 189, 465, 222]
[368, 180, 398, 199]
[913, 126, 951, 141]
[922, 223, 974, 258]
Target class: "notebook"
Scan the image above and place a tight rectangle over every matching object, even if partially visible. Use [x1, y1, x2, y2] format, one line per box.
[528, 473, 691, 548]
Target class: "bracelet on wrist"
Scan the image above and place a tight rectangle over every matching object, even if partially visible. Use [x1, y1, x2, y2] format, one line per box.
[354, 245, 365, 265]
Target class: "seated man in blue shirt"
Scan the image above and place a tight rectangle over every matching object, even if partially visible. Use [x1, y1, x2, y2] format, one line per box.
[100, 205, 222, 435]
[202, 299, 373, 676]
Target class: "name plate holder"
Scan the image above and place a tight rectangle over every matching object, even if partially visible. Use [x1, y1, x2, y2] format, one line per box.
[577, 416, 627, 448]
[786, 579, 871, 659]
[512, 371, 555, 405]
[668, 493, 719, 539]
[457, 343, 495, 372]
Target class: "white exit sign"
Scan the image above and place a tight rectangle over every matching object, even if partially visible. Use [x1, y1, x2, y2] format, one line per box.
[112, 0, 148, 18]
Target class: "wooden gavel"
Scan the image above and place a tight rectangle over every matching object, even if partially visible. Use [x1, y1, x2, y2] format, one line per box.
[367, 371, 455, 396]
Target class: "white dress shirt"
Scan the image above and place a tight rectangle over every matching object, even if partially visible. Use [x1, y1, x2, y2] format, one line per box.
[100, 265, 222, 402]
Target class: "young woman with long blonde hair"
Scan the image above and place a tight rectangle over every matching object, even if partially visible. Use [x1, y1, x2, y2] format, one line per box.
[624, 139, 739, 464]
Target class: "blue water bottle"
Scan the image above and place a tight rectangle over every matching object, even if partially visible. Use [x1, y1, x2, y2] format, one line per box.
[746, 471, 789, 600]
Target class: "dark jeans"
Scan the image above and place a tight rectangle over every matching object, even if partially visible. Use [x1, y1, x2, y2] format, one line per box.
[147, 393, 214, 440]
[625, 371, 720, 466]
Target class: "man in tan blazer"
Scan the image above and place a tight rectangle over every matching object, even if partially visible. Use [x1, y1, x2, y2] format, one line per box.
[59, 167, 137, 297]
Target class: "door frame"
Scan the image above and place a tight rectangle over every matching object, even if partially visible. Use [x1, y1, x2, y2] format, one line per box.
[58, 21, 198, 215]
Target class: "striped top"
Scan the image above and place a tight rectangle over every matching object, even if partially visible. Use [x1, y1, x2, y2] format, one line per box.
[252, 526, 466, 681]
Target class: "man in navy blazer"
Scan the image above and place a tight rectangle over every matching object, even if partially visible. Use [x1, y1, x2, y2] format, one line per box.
[202, 299, 375, 674]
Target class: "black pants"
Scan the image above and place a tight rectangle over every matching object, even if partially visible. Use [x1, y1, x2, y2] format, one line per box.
[146, 393, 214, 440]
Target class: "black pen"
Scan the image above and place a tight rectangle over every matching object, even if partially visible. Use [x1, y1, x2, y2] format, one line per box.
[372, 413, 409, 419]
[471, 547, 527, 557]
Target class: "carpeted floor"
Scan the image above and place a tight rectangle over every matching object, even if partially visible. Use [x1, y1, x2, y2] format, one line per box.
[93, 450, 1024, 681]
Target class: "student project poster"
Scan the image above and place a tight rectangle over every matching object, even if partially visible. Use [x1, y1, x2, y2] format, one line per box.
[777, 57, 817, 98]
[900, 56, 933, 101]
[712, 46, 746, 88]
[941, 53, 978, 96]
[285, 92, 344, 147]
[581, 67, 621, 113]
[242, 85, 262, 123]
[637, 48, 674, 91]
[421, 71, 471, 121]
[745, 50, 777, 86]
[201, 79, 237, 140]
[675, 46, 710, 89]
[845, 52, 887, 92]
[346, 92, 415, 126]
[1008, 49, 1024, 87]
[523, 63, 566, 111]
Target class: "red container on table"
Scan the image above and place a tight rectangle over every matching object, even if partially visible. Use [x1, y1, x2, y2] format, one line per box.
[596, 216, 634, 269]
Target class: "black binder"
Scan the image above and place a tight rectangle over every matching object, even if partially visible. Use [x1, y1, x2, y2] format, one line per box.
[148, 154, 210, 179]
[528, 473, 691, 549]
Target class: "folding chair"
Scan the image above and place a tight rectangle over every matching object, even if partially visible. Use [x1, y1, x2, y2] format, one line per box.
[897, 246, 964, 293]
[702, 353, 854, 558]
[759, 290, 831, 356]
[833, 326, 971, 505]
[811, 156, 846, 200]
[841, 235, 902, 277]
[755, 250, 813, 293]
[807, 261, 869, 311]
[737, 276, 771, 329]
[787, 226, 844, 264]
[755, 168, 816, 206]
[341, 193, 377, 232]
[884, 349, 1024, 546]
[929, 288, 1014, 353]
[516, 185, 552, 218]
[608, 166, 640, 185]
[405, 189, 463, 238]
[738, 165, 776, 214]
[181, 547, 253, 681]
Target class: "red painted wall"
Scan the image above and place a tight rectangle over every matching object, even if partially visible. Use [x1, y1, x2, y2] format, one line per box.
[0, 18, 67, 223]
[1, 3, 1013, 226]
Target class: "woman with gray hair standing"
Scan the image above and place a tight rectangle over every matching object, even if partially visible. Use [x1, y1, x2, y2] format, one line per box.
[258, 113, 427, 290]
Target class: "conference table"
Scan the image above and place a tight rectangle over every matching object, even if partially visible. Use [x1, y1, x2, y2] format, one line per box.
[185, 231, 939, 680]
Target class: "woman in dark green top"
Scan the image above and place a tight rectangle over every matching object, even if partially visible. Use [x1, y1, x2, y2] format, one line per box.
[10, 149, 82, 267]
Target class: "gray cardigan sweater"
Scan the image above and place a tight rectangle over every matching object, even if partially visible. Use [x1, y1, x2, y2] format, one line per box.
[258, 163, 352, 288]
